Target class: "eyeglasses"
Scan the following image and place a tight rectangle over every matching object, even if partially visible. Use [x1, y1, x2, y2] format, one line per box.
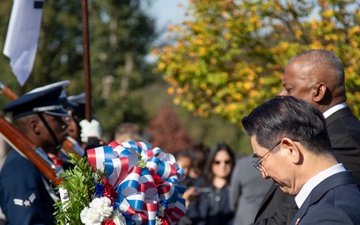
[213, 160, 232, 165]
[252, 141, 281, 171]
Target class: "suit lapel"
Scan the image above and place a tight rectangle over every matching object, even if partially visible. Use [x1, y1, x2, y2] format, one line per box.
[325, 106, 352, 127]
[254, 183, 277, 220]
[291, 171, 354, 225]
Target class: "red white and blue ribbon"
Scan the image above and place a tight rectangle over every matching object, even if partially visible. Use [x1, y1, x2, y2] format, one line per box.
[87, 141, 186, 225]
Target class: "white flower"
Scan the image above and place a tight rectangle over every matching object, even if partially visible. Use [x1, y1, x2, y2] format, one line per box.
[155, 216, 163, 225]
[80, 207, 102, 225]
[112, 209, 127, 225]
[89, 197, 113, 219]
[81, 197, 114, 225]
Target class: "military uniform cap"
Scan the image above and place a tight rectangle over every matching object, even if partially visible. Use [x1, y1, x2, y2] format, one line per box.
[3, 86, 69, 119]
[67, 92, 85, 106]
[27, 80, 70, 99]
[65, 92, 86, 119]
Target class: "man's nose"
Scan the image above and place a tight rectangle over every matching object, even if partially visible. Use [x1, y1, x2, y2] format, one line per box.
[278, 88, 286, 96]
[261, 168, 270, 179]
[61, 116, 69, 129]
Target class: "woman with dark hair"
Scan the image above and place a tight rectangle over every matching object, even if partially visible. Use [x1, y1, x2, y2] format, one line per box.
[185, 141, 236, 225]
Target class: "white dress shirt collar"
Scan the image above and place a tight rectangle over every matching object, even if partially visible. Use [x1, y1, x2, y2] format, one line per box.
[295, 163, 345, 208]
[323, 102, 346, 119]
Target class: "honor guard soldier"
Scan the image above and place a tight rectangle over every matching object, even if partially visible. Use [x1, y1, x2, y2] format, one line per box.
[65, 92, 104, 150]
[0, 86, 69, 225]
[27, 80, 75, 169]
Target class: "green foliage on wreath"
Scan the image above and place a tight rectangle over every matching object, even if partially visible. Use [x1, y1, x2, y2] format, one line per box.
[137, 152, 146, 168]
[54, 153, 105, 225]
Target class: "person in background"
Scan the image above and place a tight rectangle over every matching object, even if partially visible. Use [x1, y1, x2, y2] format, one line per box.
[0, 86, 69, 225]
[65, 92, 104, 150]
[254, 49, 360, 225]
[187, 142, 209, 180]
[114, 122, 147, 143]
[242, 96, 360, 224]
[174, 149, 197, 225]
[186, 141, 236, 225]
[229, 154, 272, 225]
[180, 142, 210, 211]
[174, 150, 196, 187]
[115, 123, 141, 139]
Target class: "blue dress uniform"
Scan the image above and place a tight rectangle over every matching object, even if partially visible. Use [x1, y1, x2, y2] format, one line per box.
[0, 151, 56, 225]
[0, 86, 69, 225]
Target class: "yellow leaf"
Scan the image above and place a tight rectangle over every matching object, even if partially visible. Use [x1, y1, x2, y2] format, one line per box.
[167, 87, 175, 95]
[199, 47, 207, 56]
[243, 82, 253, 91]
[158, 62, 166, 70]
[323, 10, 334, 18]
[349, 26, 360, 35]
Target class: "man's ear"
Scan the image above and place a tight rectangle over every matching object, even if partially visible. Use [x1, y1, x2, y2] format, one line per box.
[280, 138, 302, 164]
[29, 119, 41, 135]
[313, 83, 327, 102]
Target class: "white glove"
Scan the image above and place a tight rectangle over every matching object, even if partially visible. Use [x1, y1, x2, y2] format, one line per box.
[79, 119, 102, 143]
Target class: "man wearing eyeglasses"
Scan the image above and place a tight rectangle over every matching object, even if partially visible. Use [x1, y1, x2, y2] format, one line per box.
[242, 96, 360, 225]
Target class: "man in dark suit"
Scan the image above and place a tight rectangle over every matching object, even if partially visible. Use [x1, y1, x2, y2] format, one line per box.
[243, 96, 360, 225]
[254, 49, 360, 224]
[0, 86, 69, 225]
[280, 49, 360, 187]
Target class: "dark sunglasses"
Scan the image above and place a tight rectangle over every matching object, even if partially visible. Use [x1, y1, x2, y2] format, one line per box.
[213, 160, 232, 165]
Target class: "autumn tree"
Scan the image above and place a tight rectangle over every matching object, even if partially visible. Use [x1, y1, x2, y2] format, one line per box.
[156, 0, 360, 125]
[146, 105, 193, 153]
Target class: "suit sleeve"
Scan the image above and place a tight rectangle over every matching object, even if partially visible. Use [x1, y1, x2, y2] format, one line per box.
[229, 161, 241, 211]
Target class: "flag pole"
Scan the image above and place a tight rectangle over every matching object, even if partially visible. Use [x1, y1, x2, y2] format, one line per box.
[81, 0, 92, 121]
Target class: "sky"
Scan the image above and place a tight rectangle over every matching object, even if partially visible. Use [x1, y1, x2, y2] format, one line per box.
[141, 0, 189, 62]
[146, 0, 188, 32]
[144, 0, 189, 43]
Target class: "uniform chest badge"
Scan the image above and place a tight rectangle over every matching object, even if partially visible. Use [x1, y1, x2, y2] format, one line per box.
[13, 193, 36, 207]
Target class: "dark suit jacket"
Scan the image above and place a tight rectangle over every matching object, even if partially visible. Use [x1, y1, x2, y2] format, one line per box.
[291, 171, 360, 225]
[326, 106, 360, 188]
[254, 106, 360, 225]
[253, 184, 296, 225]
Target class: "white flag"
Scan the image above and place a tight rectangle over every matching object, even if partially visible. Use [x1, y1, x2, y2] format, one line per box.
[3, 0, 44, 86]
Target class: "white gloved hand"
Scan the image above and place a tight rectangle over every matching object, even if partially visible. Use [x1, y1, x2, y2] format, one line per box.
[79, 119, 102, 143]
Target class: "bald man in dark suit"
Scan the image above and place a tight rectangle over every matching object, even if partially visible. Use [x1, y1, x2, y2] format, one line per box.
[254, 49, 360, 225]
